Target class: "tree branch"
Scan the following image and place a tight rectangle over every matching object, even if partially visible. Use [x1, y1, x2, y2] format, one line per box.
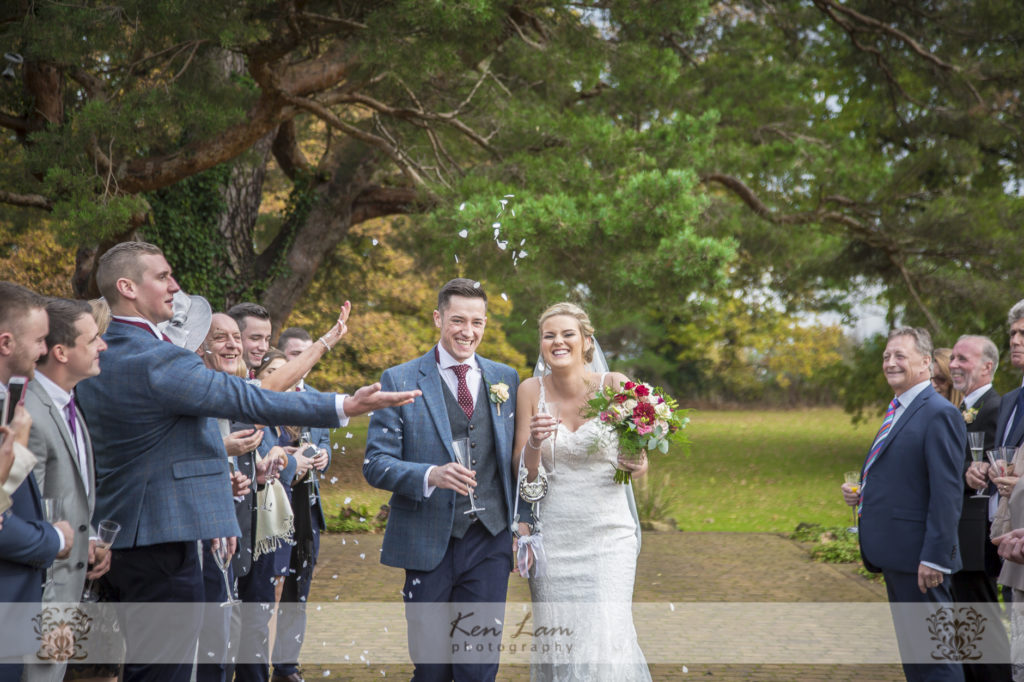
[281, 92, 432, 190]
[271, 120, 310, 180]
[701, 172, 942, 331]
[0, 190, 54, 211]
[0, 112, 28, 134]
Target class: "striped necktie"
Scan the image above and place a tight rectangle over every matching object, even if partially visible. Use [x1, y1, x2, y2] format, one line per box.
[857, 397, 900, 516]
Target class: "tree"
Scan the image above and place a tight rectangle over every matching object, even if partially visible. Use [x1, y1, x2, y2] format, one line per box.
[0, 1, 732, 335]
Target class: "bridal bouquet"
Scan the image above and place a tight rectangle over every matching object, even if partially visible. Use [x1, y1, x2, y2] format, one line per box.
[584, 380, 690, 484]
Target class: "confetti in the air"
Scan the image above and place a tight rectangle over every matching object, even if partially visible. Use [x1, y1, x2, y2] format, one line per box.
[458, 229, 468, 238]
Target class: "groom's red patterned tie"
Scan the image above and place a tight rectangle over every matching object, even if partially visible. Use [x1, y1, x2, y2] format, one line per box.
[451, 364, 474, 419]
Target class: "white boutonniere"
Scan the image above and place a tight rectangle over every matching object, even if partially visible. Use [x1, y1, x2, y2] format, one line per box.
[488, 381, 510, 415]
[962, 407, 979, 424]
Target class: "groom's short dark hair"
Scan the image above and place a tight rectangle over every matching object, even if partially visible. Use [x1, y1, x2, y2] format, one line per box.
[437, 278, 487, 312]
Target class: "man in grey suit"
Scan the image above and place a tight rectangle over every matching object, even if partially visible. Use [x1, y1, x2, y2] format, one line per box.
[24, 298, 111, 682]
[364, 279, 523, 682]
[75, 242, 418, 682]
[0, 282, 73, 680]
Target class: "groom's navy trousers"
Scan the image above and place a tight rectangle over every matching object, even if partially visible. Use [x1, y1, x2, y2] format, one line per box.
[403, 522, 512, 682]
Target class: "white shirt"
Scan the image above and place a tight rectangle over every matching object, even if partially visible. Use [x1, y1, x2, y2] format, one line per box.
[423, 345, 480, 497]
[435, 344, 481, 410]
[33, 370, 90, 496]
[963, 383, 993, 410]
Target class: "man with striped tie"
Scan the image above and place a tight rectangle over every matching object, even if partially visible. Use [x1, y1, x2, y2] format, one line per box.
[841, 327, 966, 682]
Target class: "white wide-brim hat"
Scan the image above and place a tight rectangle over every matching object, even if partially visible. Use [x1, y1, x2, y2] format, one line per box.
[158, 290, 213, 352]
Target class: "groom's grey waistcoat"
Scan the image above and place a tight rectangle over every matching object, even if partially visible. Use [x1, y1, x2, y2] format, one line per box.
[443, 381, 507, 538]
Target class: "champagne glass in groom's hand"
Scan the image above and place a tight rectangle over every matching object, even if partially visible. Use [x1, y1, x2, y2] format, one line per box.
[452, 438, 485, 515]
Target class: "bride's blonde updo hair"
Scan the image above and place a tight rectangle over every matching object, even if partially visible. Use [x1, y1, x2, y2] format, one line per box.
[538, 302, 595, 364]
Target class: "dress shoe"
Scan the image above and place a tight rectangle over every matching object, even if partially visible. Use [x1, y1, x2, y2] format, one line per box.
[271, 673, 305, 682]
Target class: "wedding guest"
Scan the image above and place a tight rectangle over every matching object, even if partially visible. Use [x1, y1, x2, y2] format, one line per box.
[947, 335, 1009, 681]
[840, 327, 965, 682]
[74, 242, 418, 682]
[228, 303, 273, 378]
[229, 302, 349, 392]
[0, 282, 73, 681]
[987, 299, 1024, 680]
[271, 328, 331, 682]
[932, 347, 965, 407]
[195, 312, 258, 682]
[364, 278, 523, 681]
[23, 298, 111, 682]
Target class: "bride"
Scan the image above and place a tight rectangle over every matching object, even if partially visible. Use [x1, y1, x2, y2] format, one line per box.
[512, 302, 652, 682]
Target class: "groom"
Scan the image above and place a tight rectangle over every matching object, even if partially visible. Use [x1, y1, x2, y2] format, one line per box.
[364, 278, 522, 681]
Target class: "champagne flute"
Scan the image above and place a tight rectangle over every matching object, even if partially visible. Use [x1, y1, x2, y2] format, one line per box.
[41, 498, 63, 588]
[81, 519, 120, 602]
[843, 471, 860, 534]
[452, 438, 485, 515]
[537, 401, 560, 475]
[967, 432, 989, 498]
[258, 454, 281, 511]
[986, 448, 1011, 489]
[210, 537, 240, 607]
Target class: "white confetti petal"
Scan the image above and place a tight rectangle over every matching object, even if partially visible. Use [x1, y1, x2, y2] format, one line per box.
[344, 497, 352, 504]
[504, 194, 514, 198]
[682, 665, 688, 673]
[324, 670, 331, 677]
[459, 202, 466, 211]
[454, 254, 459, 263]
[501, 292, 508, 301]
[372, 238, 379, 246]
[492, 222, 501, 229]
[496, 241, 508, 250]
[330, 476, 338, 484]
[669, 603, 675, 611]
[360, 553, 366, 559]
[518, 250, 528, 258]
[458, 229, 468, 238]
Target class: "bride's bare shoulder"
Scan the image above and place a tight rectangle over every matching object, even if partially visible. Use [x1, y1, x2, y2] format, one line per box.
[518, 376, 541, 396]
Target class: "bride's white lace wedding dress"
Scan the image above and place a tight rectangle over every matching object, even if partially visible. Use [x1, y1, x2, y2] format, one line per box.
[527, 378, 651, 682]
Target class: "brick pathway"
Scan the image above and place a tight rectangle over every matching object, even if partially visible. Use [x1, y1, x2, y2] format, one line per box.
[293, 531, 904, 680]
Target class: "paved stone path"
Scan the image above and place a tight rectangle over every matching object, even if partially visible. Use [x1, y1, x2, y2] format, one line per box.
[293, 531, 905, 680]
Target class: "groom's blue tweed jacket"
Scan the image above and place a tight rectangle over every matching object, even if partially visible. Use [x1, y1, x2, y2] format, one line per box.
[364, 348, 522, 572]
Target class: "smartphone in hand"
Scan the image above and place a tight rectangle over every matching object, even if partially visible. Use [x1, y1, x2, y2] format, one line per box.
[1, 376, 27, 426]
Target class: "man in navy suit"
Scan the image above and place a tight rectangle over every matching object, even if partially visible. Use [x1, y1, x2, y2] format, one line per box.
[842, 327, 966, 682]
[0, 282, 73, 681]
[364, 279, 523, 682]
[271, 327, 331, 682]
[75, 242, 418, 682]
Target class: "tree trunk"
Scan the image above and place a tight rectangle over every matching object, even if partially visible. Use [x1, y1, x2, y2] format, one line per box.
[257, 139, 420, 331]
[217, 132, 275, 307]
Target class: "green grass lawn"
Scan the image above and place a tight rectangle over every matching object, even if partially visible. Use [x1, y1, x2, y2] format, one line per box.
[317, 407, 872, 534]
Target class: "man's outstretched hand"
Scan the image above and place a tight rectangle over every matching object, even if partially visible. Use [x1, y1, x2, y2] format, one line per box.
[344, 383, 421, 416]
